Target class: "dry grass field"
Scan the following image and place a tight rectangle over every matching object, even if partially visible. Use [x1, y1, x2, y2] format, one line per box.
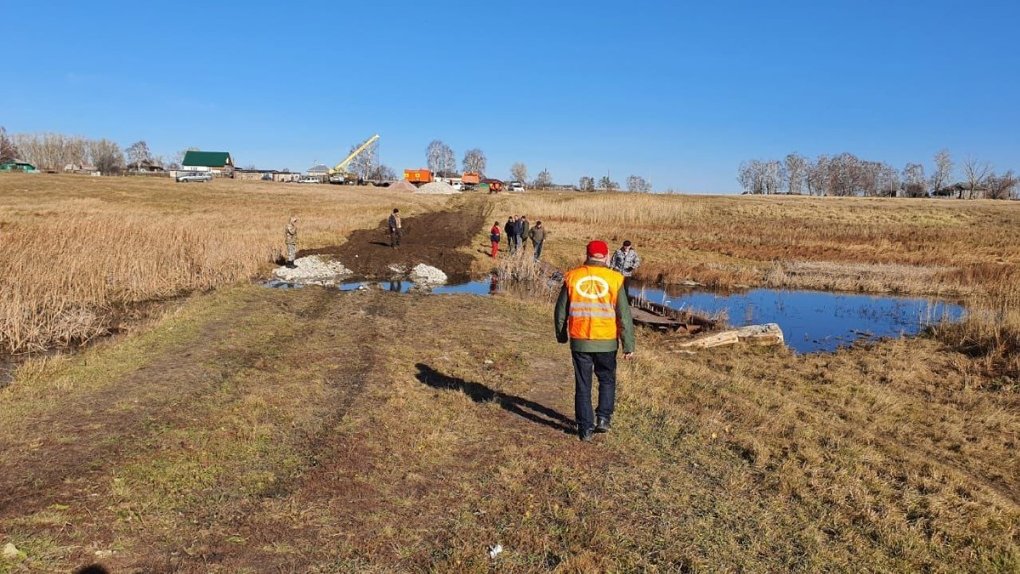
[0, 174, 448, 354]
[498, 191, 1020, 380]
[0, 176, 1017, 572]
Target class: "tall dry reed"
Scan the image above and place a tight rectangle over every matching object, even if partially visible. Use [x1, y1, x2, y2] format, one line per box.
[0, 174, 450, 353]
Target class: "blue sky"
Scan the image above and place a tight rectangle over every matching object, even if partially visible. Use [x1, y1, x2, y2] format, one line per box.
[4, 0, 1018, 192]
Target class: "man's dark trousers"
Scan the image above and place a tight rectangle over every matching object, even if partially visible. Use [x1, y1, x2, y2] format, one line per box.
[571, 350, 617, 432]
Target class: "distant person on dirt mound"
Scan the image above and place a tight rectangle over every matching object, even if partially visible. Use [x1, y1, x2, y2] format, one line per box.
[490, 221, 501, 258]
[610, 240, 641, 293]
[504, 216, 517, 254]
[284, 216, 298, 268]
[388, 208, 402, 248]
[518, 216, 530, 253]
[555, 240, 635, 442]
[528, 220, 546, 260]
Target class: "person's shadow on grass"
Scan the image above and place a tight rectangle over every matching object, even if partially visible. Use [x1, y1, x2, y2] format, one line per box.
[414, 363, 574, 435]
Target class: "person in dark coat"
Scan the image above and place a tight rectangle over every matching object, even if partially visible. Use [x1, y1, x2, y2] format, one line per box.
[504, 216, 518, 255]
[517, 215, 530, 253]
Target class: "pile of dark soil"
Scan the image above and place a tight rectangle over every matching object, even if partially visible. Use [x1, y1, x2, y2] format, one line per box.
[299, 202, 486, 282]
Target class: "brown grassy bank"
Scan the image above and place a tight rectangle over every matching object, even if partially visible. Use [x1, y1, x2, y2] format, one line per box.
[0, 174, 451, 353]
[498, 192, 1020, 295]
[498, 191, 1020, 380]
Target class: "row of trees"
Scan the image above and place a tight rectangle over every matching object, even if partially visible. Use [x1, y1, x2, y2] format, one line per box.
[1, 129, 200, 175]
[738, 150, 1017, 200]
[425, 140, 487, 178]
[510, 162, 553, 188]
[577, 174, 652, 193]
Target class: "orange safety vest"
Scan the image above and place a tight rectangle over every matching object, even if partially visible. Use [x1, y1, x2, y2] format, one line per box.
[564, 264, 624, 341]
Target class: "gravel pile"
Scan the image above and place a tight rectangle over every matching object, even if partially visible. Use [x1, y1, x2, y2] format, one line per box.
[390, 180, 417, 193]
[415, 181, 460, 195]
[409, 263, 448, 284]
[273, 256, 352, 285]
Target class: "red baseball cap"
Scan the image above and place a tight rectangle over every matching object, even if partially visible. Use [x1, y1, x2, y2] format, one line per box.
[586, 240, 609, 258]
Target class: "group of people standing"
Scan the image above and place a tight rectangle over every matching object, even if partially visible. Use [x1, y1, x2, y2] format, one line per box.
[490, 215, 546, 260]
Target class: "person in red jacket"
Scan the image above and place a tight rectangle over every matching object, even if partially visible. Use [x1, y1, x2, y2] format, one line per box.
[489, 221, 501, 258]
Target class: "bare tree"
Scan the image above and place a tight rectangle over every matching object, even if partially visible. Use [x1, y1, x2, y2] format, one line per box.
[626, 175, 652, 193]
[738, 160, 781, 194]
[738, 160, 763, 194]
[579, 176, 595, 192]
[510, 162, 528, 183]
[369, 164, 397, 182]
[532, 169, 552, 189]
[783, 153, 807, 194]
[88, 139, 124, 174]
[11, 133, 89, 170]
[426, 140, 456, 177]
[985, 170, 1017, 200]
[962, 158, 991, 199]
[901, 163, 926, 198]
[126, 140, 152, 170]
[598, 175, 619, 191]
[876, 163, 900, 197]
[0, 127, 18, 163]
[462, 148, 486, 176]
[827, 153, 864, 196]
[806, 155, 830, 195]
[930, 149, 953, 196]
[348, 137, 379, 183]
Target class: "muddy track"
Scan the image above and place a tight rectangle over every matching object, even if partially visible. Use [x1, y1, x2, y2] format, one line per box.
[130, 290, 410, 572]
[299, 197, 489, 281]
[0, 288, 337, 520]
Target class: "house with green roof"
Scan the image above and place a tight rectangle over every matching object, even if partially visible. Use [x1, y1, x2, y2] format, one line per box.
[181, 151, 234, 176]
[0, 160, 38, 173]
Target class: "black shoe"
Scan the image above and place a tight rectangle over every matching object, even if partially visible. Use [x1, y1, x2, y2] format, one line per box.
[595, 417, 611, 433]
[578, 428, 594, 442]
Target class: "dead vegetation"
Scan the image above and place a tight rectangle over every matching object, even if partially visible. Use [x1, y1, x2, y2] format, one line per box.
[0, 174, 448, 354]
[499, 191, 1020, 381]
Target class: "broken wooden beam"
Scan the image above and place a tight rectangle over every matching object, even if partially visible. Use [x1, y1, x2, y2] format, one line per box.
[675, 323, 785, 349]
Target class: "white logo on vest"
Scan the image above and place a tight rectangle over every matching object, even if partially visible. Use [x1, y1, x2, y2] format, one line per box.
[575, 275, 610, 299]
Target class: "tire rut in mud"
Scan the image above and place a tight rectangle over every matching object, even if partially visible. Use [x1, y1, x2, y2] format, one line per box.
[0, 288, 337, 520]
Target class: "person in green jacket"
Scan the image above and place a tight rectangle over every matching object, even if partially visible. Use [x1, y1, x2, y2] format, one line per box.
[528, 221, 546, 260]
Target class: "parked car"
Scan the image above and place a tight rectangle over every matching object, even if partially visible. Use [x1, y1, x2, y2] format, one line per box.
[510, 181, 526, 192]
[298, 176, 321, 184]
[176, 171, 212, 183]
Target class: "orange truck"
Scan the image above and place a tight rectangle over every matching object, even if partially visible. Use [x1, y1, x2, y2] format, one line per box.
[462, 172, 480, 185]
[404, 169, 433, 184]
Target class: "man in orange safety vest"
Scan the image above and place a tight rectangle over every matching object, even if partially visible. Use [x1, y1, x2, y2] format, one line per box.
[554, 240, 636, 442]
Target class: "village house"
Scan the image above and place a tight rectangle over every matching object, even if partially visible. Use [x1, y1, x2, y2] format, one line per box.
[0, 160, 38, 173]
[181, 151, 234, 176]
[126, 160, 166, 173]
[305, 164, 330, 183]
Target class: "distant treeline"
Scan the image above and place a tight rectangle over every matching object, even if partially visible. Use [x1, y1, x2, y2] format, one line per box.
[738, 150, 1017, 200]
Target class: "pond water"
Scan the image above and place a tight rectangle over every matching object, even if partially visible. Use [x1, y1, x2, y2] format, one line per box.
[630, 286, 965, 353]
[265, 278, 965, 354]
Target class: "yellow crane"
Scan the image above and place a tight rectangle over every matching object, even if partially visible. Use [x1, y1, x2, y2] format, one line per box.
[328, 134, 380, 184]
